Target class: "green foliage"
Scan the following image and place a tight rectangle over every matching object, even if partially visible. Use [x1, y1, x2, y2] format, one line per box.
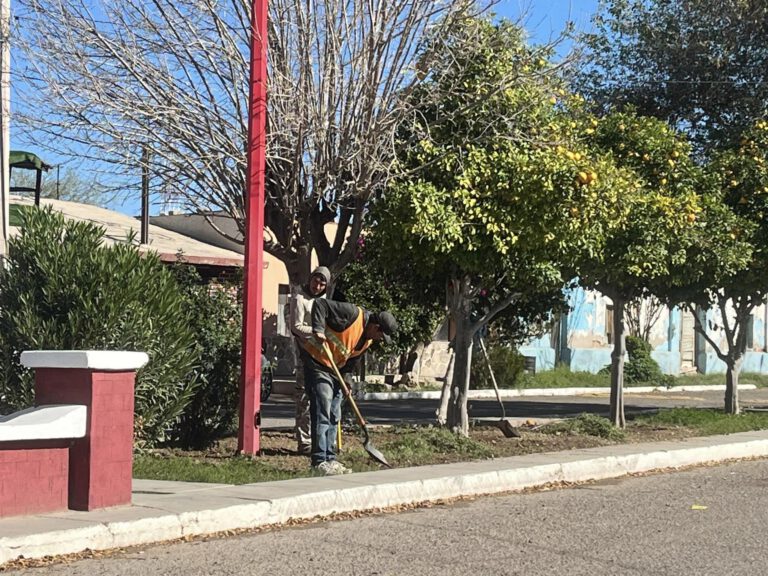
[575, 109, 706, 293]
[676, 372, 768, 389]
[665, 119, 768, 416]
[623, 335, 674, 387]
[542, 413, 625, 440]
[336, 232, 443, 354]
[390, 19, 577, 272]
[704, 120, 768, 298]
[379, 425, 494, 461]
[378, 18, 626, 346]
[625, 334, 652, 357]
[470, 341, 525, 389]
[169, 262, 243, 449]
[0, 207, 198, 447]
[581, 0, 768, 151]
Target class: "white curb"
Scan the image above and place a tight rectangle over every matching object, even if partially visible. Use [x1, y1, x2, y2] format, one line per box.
[360, 384, 757, 401]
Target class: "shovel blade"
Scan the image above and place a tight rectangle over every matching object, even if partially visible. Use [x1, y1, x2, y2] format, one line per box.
[363, 437, 391, 468]
[497, 419, 521, 438]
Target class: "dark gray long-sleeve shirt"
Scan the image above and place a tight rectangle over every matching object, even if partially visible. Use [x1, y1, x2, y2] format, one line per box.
[310, 299, 372, 373]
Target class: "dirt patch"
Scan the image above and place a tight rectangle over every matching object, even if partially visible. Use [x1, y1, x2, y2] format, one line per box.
[151, 423, 698, 475]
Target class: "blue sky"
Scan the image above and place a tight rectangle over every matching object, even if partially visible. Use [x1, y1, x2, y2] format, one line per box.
[497, 0, 599, 44]
[14, 0, 600, 217]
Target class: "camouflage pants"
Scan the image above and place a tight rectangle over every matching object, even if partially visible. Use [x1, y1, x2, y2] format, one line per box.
[294, 357, 312, 451]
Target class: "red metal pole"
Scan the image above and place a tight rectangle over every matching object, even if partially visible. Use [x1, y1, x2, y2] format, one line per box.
[238, 0, 268, 454]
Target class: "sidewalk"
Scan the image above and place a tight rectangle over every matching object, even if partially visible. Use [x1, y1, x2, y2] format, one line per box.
[3, 430, 768, 565]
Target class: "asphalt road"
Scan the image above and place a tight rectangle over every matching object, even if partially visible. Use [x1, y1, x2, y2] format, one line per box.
[12, 458, 768, 575]
[261, 387, 768, 429]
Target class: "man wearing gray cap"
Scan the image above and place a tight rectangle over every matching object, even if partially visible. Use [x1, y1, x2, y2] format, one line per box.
[289, 265, 330, 455]
[301, 299, 397, 475]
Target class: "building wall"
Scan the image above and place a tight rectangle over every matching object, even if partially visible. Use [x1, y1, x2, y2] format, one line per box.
[519, 288, 768, 377]
[693, 300, 768, 375]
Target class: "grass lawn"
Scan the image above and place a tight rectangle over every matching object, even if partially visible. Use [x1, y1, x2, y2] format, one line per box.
[134, 408, 768, 485]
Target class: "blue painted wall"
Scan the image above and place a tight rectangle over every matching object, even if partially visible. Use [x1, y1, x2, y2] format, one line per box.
[520, 288, 768, 376]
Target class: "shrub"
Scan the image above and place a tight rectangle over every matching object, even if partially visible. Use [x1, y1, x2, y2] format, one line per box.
[624, 335, 674, 387]
[0, 207, 199, 447]
[542, 413, 625, 440]
[170, 263, 242, 448]
[471, 342, 525, 389]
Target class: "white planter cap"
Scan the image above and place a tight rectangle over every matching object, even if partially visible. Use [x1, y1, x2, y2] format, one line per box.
[20, 350, 150, 371]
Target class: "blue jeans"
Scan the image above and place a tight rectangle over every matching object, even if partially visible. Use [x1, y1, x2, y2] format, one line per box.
[305, 364, 342, 466]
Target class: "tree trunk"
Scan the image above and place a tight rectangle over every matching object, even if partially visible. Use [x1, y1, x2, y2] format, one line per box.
[359, 353, 367, 382]
[723, 308, 752, 415]
[446, 314, 473, 436]
[444, 276, 474, 437]
[436, 348, 454, 425]
[609, 296, 626, 428]
[285, 246, 313, 288]
[725, 355, 742, 415]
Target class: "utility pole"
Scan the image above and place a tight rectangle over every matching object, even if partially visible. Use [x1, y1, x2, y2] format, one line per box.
[140, 147, 149, 245]
[0, 0, 10, 260]
[238, 0, 268, 455]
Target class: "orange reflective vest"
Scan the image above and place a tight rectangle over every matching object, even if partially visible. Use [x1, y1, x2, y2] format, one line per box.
[302, 307, 373, 369]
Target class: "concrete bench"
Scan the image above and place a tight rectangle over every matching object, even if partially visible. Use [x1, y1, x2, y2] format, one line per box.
[0, 405, 87, 517]
[0, 404, 87, 442]
[0, 350, 148, 518]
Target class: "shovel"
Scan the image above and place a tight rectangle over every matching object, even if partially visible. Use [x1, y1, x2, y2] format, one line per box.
[478, 337, 520, 438]
[321, 342, 391, 468]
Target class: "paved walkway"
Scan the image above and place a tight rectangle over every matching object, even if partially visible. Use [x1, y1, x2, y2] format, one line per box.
[3, 430, 768, 565]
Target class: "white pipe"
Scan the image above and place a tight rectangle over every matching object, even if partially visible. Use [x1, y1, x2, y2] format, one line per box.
[0, 0, 9, 259]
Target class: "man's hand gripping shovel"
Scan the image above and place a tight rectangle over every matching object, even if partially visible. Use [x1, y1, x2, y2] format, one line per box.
[321, 341, 391, 468]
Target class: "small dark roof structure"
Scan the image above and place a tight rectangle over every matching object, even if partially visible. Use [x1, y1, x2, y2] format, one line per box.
[9, 150, 52, 206]
[10, 150, 52, 172]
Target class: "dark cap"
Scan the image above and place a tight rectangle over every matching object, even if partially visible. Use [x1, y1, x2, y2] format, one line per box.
[310, 266, 331, 284]
[374, 311, 398, 344]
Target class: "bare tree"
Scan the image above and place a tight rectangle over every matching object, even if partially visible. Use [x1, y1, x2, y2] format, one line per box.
[624, 294, 665, 343]
[11, 166, 110, 205]
[13, 0, 483, 284]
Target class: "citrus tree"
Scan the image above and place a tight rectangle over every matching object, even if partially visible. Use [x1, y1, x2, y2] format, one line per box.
[670, 120, 768, 414]
[335, 229, 445, 380]
[377, 19, 625, 435]
[573, 110, 718, 426]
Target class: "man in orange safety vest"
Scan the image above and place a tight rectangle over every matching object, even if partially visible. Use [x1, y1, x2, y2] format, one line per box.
[301, 299, 397, 475]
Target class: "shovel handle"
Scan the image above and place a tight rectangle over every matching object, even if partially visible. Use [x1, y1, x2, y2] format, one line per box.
[322, 342, 368, 427]
[479, 336, 507, 420]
